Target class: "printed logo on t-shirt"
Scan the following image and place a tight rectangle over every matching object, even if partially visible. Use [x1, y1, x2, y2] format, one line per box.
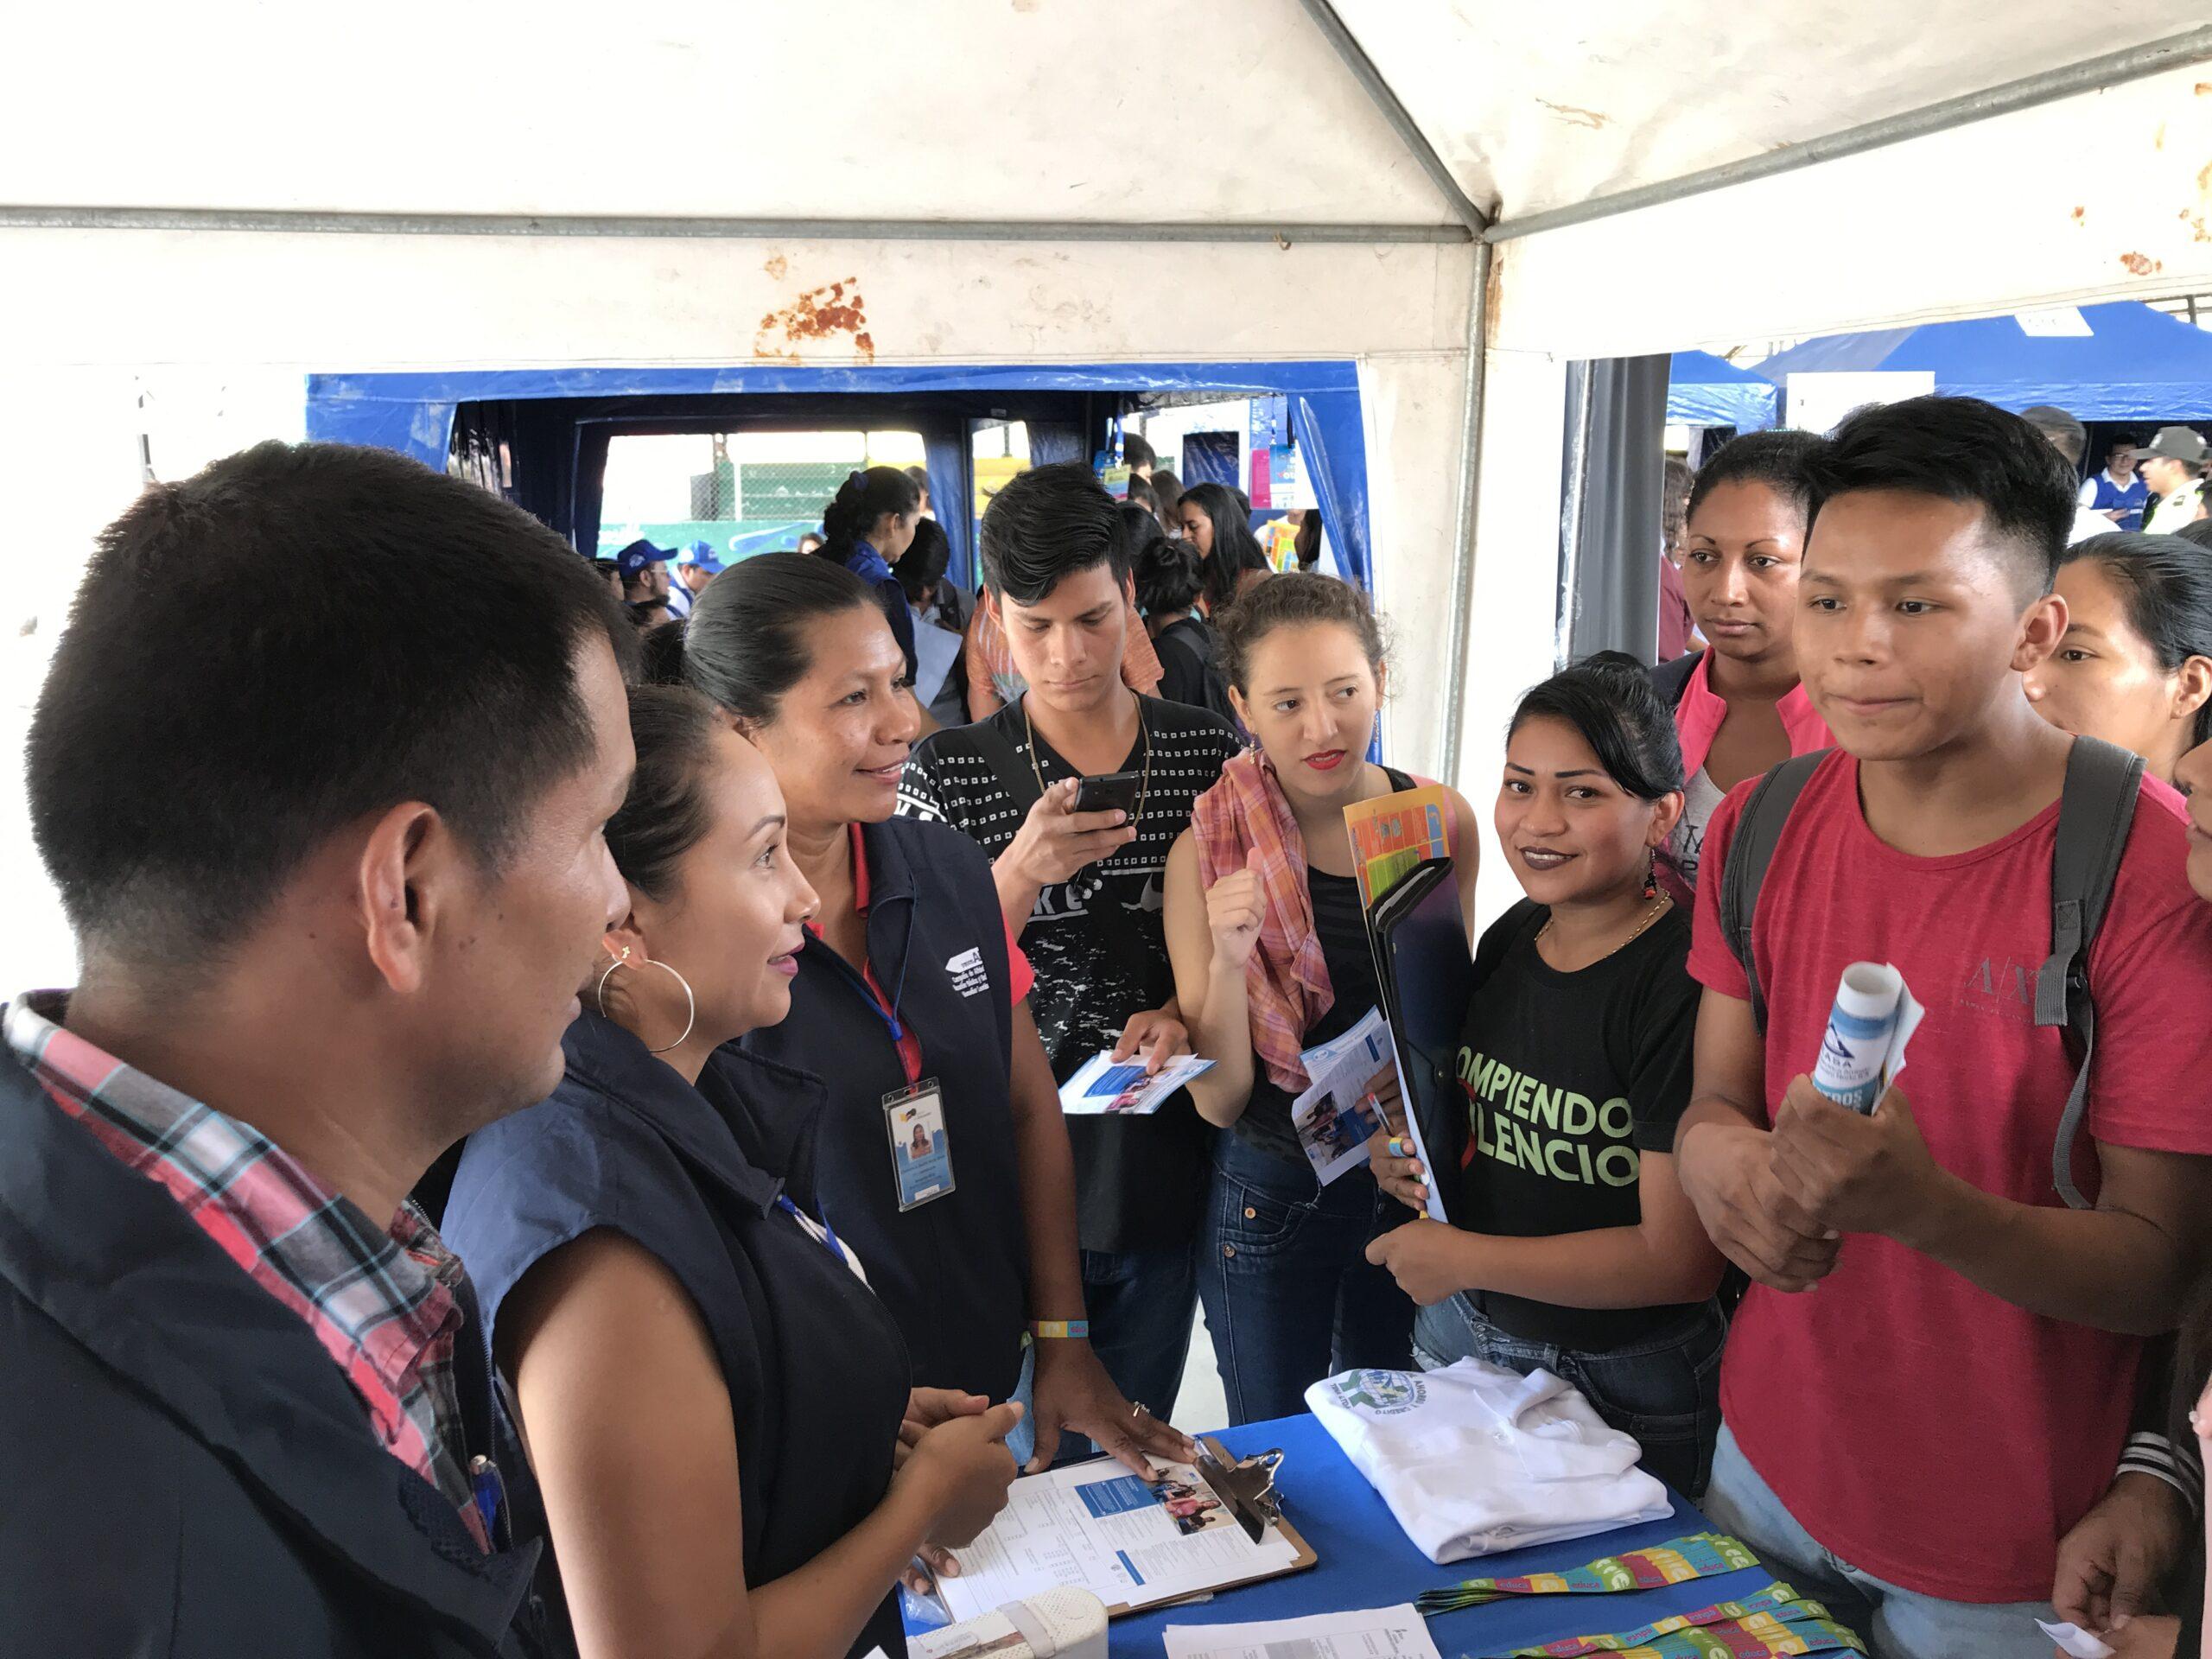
[1957, 955, 2037, 1025]
[1458, 1048, 1639, 1189]
[1329, 1370, 1426, 1416]
[944, 947, 989, 998]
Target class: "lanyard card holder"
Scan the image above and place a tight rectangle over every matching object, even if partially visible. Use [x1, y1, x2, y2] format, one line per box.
[884, 1080, 955, 1211]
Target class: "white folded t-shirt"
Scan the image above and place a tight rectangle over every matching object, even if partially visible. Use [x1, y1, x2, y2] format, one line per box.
[1306, 1359, 1672, 1564]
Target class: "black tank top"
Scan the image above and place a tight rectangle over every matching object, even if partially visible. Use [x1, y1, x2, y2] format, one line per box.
[1232, 767, 1409, 1168]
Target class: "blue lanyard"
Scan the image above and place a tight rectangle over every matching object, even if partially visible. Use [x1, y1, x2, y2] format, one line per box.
[816, 931, 914, 1049]
[776, 1194, 850, 1269]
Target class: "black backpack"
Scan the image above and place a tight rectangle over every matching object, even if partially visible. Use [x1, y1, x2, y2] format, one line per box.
[1716, 736, 2143, 1210]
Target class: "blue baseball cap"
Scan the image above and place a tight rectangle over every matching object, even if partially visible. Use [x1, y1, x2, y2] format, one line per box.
[677, 539, 724, 574]
[613, 538, 669, 578]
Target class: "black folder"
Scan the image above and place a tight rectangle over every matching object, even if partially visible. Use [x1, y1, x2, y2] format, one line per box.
[1367, 856, 1473, 1226]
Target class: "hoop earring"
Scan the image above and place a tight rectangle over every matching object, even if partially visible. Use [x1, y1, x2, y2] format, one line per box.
[595, 947, 698, 1054]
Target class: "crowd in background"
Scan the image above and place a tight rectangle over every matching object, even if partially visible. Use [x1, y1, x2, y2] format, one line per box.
[11, 398, 2212, 1659]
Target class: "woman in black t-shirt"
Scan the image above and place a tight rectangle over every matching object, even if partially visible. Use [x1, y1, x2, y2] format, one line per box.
[1369, 653, 1728, 1497]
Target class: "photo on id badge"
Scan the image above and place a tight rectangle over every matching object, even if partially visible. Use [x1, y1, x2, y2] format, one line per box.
[884, 1083, 954, 1211]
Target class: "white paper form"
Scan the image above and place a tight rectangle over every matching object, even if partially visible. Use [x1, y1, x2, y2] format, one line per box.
[1289, 1007, 1396, 1185]
[937, 1458, 1299, 1622]
[1162, 1605, 1442, 1659]
[1058, 1051, 1216, 1116]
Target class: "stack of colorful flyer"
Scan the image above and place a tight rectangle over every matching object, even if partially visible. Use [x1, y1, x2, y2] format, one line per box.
[1344, 783, 1453, 907]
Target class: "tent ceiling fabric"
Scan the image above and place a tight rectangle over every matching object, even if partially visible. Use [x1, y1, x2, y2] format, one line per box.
[1, 1, 1446, 227]
[1329, 0, 2183, 222]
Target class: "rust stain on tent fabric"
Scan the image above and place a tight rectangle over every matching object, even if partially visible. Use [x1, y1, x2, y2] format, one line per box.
[2119, 251, 2163, 276]
[755, 279, 875, 361]
[1536, 99, 1610, 130]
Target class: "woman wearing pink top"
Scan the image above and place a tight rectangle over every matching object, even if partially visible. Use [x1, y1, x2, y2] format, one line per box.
[1649, 432, 1833, 899]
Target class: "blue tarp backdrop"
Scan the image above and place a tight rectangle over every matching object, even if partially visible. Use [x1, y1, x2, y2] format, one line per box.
[1667, 350, 1779, 431]
[306, 360, 1375, 595]
[1753, 302, 2212, 422]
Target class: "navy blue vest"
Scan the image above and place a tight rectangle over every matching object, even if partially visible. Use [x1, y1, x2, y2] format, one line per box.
[443, 1013, 911, 1659]
[741, 813, 1032, 1402]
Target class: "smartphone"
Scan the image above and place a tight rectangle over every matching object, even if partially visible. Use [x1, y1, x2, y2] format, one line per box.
[1072, 771, 1142, 817]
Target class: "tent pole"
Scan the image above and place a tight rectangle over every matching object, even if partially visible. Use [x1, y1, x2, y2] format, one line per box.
[1486, 24, 2212, 243]
[1290, 0, 1491, 234]
[0, 207, 1469, 245]
[1436, 239, 1491, 788]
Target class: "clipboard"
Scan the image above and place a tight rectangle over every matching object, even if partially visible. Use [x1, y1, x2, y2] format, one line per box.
[933, 1438, 1317, 1624]
[1098, 1437, 1317, 1617]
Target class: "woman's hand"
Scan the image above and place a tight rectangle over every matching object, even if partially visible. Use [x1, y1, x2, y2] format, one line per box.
[1111, 1007, 1191, 1077]
[896, 1387, 989, 1470]
[1027, 1338, 1200, 1478]
[1364, 1071, 1428, 1212]
[1205, 850, 1267, 969]
[899, 1401, 1026, 1549]
[1365, 1217, 1477, 1306]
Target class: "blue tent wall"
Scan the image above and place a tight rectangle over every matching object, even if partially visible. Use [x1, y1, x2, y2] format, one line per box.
[306, 360, 1374, 594]
[1667, 350, 1779, 431]
[1752, 302, 2212, 422]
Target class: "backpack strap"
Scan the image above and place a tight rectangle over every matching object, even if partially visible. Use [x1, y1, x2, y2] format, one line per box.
[1718, 751, 1829, 1033]
[2036, 735, 2144, 1210]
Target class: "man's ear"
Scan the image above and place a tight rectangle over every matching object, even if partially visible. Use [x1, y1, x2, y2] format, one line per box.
[355, 802, 451, 996]
[2013, 589, 2069, 673]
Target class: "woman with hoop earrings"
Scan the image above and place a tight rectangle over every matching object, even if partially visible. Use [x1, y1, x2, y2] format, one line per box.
[441, 685, 1024, 1659]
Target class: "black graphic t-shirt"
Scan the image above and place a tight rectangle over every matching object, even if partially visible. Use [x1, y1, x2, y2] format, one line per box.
[899, 696, 1241, 1251]
[1453, 899, 1702, 1350]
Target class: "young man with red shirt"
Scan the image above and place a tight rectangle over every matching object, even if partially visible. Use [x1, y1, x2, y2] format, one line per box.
[1675, 396, 2212, 1657]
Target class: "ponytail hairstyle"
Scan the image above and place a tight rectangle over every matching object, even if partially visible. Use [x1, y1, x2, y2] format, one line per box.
[817, 466, 922, 562]
[1508, 652, 1686, 800]
[665, 550, 879, 727]
[1133, 531, 1204, 620]
[1180, 481, 1269, 613]
[1216, 571, 1384, 694]
[2063, 531, 2212, 745]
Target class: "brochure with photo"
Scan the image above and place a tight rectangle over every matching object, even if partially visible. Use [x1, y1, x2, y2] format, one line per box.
[1058, 1051, 1216, 1116]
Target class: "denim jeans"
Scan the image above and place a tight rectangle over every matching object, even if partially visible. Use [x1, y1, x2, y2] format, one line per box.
[1412, 1293, 1726, 1500]
[1053, 1243, 1200, 1463]
[1197, 1131, 1416, 1426]
[1700, 1423, 2056, 1659]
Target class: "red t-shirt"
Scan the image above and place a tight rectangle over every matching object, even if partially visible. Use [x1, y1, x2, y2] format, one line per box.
[1688, 752, 2212, 1602]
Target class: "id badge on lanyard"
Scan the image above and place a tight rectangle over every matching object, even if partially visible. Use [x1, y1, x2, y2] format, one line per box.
[883, 1080, 954, 1211]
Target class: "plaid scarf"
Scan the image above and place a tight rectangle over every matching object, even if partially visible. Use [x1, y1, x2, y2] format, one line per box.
[1192, 750, 1334, 1092]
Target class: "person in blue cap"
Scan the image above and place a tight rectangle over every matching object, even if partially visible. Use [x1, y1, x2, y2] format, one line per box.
[669, 542, 722, 620]
[615, 538, 673, 608]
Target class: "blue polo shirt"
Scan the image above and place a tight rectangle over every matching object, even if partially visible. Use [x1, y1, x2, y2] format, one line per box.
[442, 1014, 912, 1659]
[741, 815, 1036, 1403]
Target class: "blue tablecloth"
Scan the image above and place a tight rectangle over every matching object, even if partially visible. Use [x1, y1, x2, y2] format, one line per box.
[1109, 1414, 1774, 1656]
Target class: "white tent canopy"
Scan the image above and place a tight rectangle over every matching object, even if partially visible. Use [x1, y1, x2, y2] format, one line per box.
[3, 3, 2210, 951]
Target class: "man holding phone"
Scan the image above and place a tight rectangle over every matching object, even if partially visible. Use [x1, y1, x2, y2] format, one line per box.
[899, 463, 1240, 1446]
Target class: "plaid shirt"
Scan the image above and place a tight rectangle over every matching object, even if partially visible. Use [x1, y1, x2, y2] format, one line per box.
[5, 992, 487, 1550]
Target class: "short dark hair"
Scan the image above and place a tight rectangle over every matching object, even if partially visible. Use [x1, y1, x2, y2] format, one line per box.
[1510, 652, 1685, 800]
[1803, 396, 2074, 595]
[605, 685, 725, 903]
[1122, 432, 1157, 472]
[903, 464, 932, 504]
[28, 440, 629, 970]
[1217, 572, 1383, 694]
[896, 516, 951, 606]
[817, 466, 921, 559]
[1685, 429, 1823, 529]
[2176, 520, 2212, 553]
[1132, 529, 1204, 618]
[663, 550, 877, 725]
[979, 461, 1129, 603]
[2064, 532, 2212, 745]
[1124, 475, 1160, 514]
[2020, 404, 2088, 470]
[1179, 481, 1269, 613]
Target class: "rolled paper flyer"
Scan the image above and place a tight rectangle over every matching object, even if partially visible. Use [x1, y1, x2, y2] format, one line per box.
[1811, 961, 1924, 1114]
